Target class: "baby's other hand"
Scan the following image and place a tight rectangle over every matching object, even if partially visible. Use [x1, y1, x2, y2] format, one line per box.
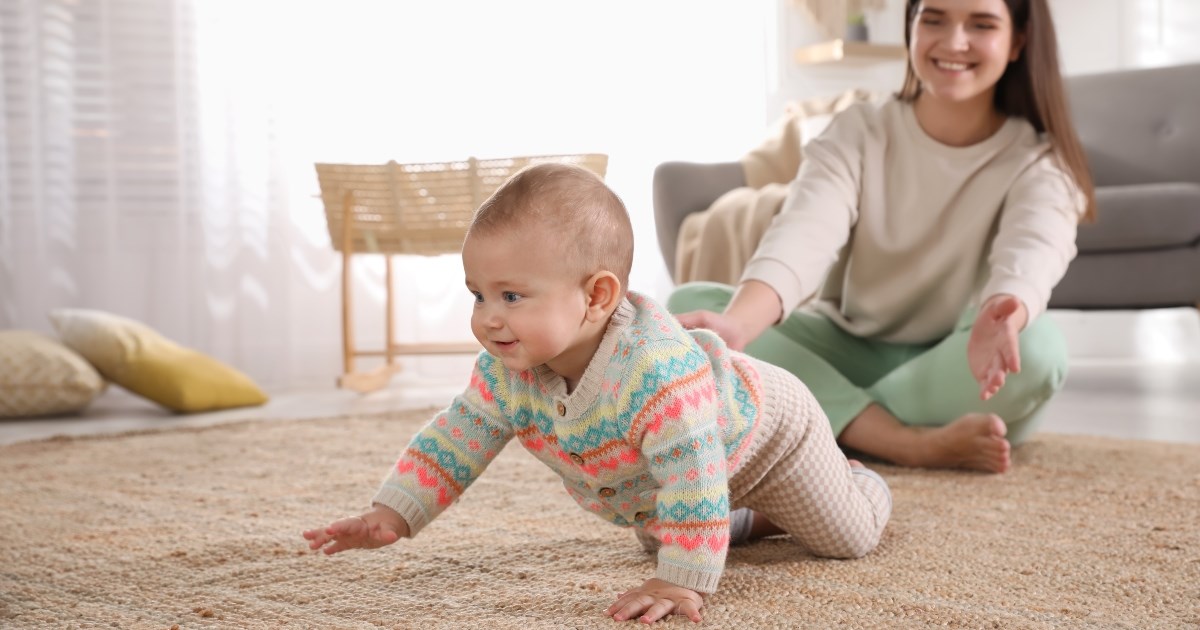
[302, 505, 409, 555]
[606, 577, 705, 624]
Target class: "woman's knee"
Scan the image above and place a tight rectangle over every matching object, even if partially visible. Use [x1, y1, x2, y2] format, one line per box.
[1017, 316, 1070, 394]
[1001, 316, 1069, 443]
[666, 281, 735, 315]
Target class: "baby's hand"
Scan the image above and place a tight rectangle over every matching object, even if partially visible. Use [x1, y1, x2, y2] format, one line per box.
[302, 505, 409, 555]
[606, 577, 705, 624]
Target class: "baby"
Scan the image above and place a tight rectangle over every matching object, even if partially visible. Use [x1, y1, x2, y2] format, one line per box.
[303, 163, 892, 623]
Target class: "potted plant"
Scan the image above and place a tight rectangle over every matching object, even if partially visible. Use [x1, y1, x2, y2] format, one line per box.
[846, 11, 868, 41]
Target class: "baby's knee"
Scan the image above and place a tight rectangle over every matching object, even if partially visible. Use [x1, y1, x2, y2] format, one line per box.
[808, 469, 891, 559]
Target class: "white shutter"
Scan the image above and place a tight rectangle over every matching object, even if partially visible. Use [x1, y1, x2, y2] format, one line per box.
[1128, 0, 1200, 67]
[0, 0, 195, 332]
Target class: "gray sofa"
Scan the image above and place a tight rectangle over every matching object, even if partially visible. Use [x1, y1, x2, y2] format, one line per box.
[653, 63, 1200, 310]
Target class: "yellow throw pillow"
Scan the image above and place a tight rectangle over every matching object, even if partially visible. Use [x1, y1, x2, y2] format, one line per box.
[0, 330, 105, 418]
[48, 309, 268, 413]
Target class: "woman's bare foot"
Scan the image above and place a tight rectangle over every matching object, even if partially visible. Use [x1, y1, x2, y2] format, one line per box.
[839, 405, 1013, 473]
[916, 413, 1010, 473]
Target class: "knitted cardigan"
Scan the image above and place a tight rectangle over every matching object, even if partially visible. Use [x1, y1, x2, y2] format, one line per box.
[372, 291, 764, 593]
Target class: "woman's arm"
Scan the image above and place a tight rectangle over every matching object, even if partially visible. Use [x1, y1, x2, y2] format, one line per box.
[676, 105, 871, 348]
[675, 280, 783, 351]
[981, 157, 1085, 327]
[968, 156, 1085, 399]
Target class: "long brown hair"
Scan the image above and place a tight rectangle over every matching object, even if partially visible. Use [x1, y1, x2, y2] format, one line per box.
[897, 0, 1096, 221]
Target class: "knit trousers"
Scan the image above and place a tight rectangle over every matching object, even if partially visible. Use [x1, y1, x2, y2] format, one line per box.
[638, 359, 891, 559]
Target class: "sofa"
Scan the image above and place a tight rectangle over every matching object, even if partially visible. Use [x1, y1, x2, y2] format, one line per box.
[652, 63, 1200, 310]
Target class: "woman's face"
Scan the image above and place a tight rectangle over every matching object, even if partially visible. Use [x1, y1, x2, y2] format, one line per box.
[909, 0, 1024, 105]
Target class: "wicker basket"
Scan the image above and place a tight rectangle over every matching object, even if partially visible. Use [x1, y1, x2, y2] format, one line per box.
[316, 154, 608, 256]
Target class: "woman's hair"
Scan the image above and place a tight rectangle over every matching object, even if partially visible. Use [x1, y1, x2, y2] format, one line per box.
[897, 0, 1096, 221]
[470, 162, 634, 288]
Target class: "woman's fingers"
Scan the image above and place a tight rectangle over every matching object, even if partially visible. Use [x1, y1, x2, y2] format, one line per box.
[1004, 335, 1022, 374]
[980, 358, 1006, 400]
[675, 310, 711, 331]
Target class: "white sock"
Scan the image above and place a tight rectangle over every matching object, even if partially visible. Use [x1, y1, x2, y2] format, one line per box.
[729, 507, 754, 545]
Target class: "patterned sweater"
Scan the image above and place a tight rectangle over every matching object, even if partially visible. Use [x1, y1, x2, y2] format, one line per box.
[372, 292, 767, 593]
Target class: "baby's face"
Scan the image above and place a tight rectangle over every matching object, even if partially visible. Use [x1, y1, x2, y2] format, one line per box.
[462, 229, 590, 376]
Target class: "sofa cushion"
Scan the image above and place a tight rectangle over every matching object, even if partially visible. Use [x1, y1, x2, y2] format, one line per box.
[1067, 63, 1200, 187]
[0, 330, 105, 418]
[1076, 182, 1200, 253]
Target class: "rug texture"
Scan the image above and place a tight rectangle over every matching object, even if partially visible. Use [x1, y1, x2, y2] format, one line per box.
[1, 410, 1197, 629]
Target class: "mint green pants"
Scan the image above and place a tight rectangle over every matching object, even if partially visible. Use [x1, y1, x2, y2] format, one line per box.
[667, 282, 1069, 445]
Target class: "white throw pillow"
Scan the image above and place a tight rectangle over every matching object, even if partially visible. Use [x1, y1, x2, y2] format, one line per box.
[0, 330, 105, 418]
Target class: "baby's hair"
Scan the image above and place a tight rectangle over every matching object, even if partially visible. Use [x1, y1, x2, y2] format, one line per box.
[469, 162, 634, 289]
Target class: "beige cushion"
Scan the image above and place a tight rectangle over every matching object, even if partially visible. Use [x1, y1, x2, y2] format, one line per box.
[48, 309, 268, 414]
[0, 330, 105, 418]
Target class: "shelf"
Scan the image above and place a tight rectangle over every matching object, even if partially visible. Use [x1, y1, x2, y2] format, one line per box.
[794, 40, 907, 66]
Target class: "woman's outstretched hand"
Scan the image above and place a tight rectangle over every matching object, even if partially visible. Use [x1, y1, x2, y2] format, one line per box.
[302, 505, 409, 555]
[967, 295, 1028, 401]
[606, 578, 705, 624]
[675, 310, 752, 351]
[674, 280, 784, 352]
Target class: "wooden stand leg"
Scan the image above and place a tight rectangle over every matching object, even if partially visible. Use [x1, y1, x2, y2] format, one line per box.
[386, 255, 396, 368]
[338, 210, 405, 394]
[340, 191, 355, 379]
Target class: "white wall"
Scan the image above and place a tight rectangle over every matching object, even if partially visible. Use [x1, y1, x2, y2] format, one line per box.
[770, 0, 1200, 121]
[1054, 0, 1200, 75]
[767, 1, 907, 119]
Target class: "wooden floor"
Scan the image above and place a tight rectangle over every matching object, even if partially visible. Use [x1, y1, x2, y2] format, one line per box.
[3, 308, 1198, 447]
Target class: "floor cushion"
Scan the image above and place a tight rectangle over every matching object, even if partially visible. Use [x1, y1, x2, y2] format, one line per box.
[0, 330, 104, 418]
[48, 309, 268, 413]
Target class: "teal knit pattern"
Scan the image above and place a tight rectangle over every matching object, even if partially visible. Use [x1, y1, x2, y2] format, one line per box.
[372, 292, 762, 593]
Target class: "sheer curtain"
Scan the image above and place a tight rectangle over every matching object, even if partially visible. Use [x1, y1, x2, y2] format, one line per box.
[0, 0, 770, 390]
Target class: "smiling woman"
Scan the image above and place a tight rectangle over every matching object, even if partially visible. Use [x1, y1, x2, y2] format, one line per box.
[899, 0, 1095, 218]
[668, 0, 1097, 474]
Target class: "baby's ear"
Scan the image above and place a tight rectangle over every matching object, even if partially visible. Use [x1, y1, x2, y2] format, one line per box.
[584, 271, 622, 322]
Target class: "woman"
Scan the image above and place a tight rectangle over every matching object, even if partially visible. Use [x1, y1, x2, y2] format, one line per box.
[670, 0, 1094, 474]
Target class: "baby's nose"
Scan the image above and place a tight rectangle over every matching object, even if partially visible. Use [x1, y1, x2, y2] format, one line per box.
[480, 307, 504, 328]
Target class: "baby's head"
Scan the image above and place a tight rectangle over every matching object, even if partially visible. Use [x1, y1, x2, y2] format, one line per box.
[462, 163, 634, 380]
[467, 162, 633, 291]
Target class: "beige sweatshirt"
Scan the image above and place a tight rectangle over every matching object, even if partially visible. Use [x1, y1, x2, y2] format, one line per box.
[742, 99, 1085, 344]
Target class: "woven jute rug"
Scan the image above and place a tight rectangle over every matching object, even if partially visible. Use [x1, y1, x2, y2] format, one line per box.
[1, 410, 1197, 629]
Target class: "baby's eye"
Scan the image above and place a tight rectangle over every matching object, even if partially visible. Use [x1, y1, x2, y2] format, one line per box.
[502, 291, 522, 303]
[470, 291, 483, 304]
[973, 22, 996, 30]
